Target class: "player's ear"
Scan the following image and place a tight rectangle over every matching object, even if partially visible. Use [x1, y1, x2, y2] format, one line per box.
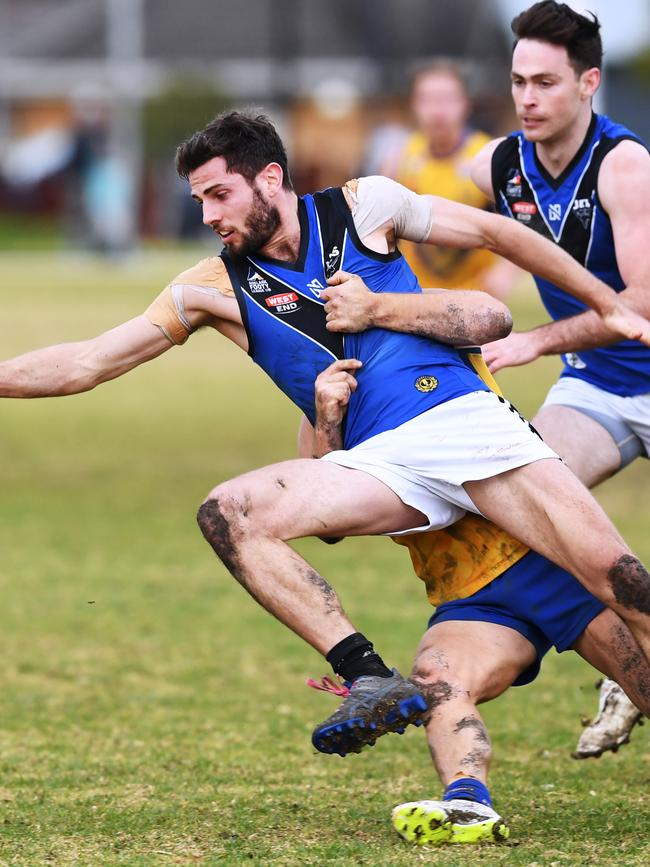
[259, 162, 284, 197]
[579, 67, 600, 101]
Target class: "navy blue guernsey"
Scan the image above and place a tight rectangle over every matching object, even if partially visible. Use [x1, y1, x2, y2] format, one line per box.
[221, 187, 488, 449]
[492, 113, 650, 396]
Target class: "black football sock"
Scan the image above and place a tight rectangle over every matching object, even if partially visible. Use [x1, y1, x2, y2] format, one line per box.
[326, 632, 393, 682]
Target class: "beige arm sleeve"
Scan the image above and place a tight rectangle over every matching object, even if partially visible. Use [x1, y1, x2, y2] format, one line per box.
[343, 175, 434, 243]
[144, 257, 235, 345]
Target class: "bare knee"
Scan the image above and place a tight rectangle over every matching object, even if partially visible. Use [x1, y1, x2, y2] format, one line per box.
[411, 650, 468, 719]
[412, 641, 516, 707]
[412, 673, 459, 716]
[608, 555, 650, 616]
[412, 647, 493, 776]
[196, 486, 252, 571]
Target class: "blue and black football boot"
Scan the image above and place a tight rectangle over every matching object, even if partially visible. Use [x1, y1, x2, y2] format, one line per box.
[309, 669, 428, 756]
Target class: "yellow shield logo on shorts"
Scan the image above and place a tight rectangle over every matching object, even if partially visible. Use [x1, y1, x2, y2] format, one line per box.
[415, 375, 438, 393]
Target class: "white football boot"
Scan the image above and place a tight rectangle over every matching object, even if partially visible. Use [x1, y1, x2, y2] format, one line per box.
[573, 678, 643, 759]
[391, 798, 509, 845]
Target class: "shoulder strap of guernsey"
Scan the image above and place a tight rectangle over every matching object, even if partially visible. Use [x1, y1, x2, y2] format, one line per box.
[311, 186, 351, 277]
[490, 136, 520, 208]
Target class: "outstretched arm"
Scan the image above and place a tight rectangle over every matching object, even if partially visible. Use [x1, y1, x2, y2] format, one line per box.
[343, 175, 650, 344]
[0, 257, 245, 398]
[483, 141, 650, 372]
[322, 272, 512, 344]
[423, 192, 650, 344]
[0, 316, 173, 398]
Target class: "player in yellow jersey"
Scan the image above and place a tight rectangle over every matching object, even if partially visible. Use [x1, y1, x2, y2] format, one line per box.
[389, 518, 650, 847]
[302, 351, 650, 847]
[387, 62, 518, 297]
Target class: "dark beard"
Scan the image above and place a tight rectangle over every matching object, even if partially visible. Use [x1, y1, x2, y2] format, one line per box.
[228, 186, 281, 258]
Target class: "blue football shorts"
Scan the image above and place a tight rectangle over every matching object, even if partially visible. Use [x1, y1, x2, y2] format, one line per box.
[427, 549, 605, 685]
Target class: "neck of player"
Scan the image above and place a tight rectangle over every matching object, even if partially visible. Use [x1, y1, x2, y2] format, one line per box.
[260, 191, 301, 262]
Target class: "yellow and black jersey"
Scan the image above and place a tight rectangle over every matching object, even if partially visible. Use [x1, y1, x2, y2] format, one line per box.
[395, 129, 497, 290]
[393, 348, 529, 606]
[393, 514, 529, 607]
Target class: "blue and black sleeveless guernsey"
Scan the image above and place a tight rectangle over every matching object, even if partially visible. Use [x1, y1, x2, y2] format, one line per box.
[221, 187, 488, 449]
[492, 112, 650, 396]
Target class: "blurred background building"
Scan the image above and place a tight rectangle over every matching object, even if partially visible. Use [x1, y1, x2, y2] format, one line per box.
[0, 0, 648, 253]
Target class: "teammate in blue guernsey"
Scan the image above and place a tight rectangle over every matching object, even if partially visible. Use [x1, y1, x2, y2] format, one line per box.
[467, 1, 650, 759]
[1, 110, 650, 758]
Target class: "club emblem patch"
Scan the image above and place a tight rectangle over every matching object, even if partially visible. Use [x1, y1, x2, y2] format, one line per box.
[415, 375, 438, 393]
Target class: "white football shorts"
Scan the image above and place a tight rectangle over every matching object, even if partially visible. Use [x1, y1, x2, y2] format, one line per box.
[542, 376, 650, 467]
[320, 389, 558, 535]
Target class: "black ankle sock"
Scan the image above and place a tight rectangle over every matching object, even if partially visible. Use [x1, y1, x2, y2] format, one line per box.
[326, 632, 393, 682]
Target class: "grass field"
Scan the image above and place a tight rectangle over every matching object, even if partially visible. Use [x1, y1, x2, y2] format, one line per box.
[0, 252, 648, 866]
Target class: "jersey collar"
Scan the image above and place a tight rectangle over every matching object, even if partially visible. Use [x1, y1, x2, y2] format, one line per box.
[532, 112, 598, 191]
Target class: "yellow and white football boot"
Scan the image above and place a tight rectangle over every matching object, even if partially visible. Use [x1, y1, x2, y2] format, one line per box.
[391, 798, 509, 846]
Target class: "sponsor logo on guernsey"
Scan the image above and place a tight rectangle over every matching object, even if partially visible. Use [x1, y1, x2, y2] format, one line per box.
[306, 278, 325, 299]
[265, 291, 299, 314]
[513, 202, 537, 215]
[325, 245, 341, 278]
[548, 203, 562, 221]
[572, 197, 593, 230]
[247, 267, 271, 293]
[513, 201, 537, 222]
[415, 375, 438, 393]
[505, 168, 522, 198]
[564, 352, 587, 370]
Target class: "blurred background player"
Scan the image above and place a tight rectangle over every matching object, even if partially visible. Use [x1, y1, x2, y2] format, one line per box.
[472, 1, 650, 758]
[383, 61, 520, 299]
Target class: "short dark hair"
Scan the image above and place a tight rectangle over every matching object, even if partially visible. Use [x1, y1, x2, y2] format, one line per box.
[511, 1, 602, 74]
[175, 110, 293, 190]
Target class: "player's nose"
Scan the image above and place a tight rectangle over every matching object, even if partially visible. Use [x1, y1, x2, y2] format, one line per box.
[202, 202, 222, 227]
[522, 84, 537, 106]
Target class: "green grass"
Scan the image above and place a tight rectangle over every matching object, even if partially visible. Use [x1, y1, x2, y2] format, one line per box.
[0, 216, 63, 251]
[0, 254, 648, 865]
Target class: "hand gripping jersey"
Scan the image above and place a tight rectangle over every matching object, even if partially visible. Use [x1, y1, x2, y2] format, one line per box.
[492, 113, 650, 396]
[396, 129, 498, 290]
[221, 186, 488, 449]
